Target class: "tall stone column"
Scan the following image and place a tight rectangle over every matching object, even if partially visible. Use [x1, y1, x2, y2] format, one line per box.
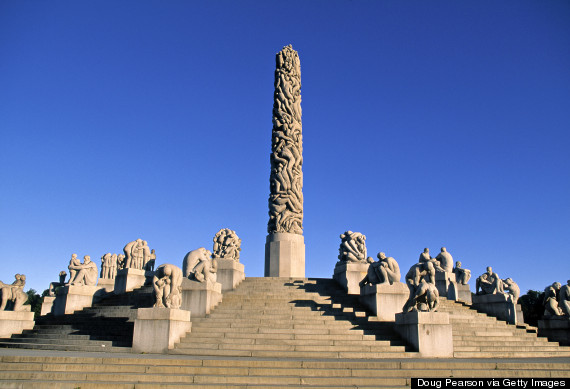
[265, 45, 305, 278]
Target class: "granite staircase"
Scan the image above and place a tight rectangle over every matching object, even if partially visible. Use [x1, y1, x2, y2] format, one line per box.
[0, 286, 154, 352]
[438, 297, 570, 358]
[171, 277, 416, 358]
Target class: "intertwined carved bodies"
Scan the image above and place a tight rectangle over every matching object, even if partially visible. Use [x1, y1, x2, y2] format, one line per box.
[268, 45, 303, 235]
[338, 231, 369, 263]
[213, 228, 242, 262]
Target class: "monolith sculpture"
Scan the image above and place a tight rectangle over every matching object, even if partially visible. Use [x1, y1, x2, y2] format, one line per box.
[265, 45, 305, 277]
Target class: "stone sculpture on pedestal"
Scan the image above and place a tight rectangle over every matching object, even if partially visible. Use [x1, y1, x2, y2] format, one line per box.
[123, 239, 152, 270]
[183, 248, 217, 283]
[403, 260, 439, 312]
[213, 228, 242, 262]
[117, 254, 126, 270]
[68, 256, 98, 286]
[561, 280, 570, 316]
[359, 252, 400, 287]
[475, 267, 504, 295]
[538, 281, 570, 346]
[543, 282, 563, 316]
[503, 278, 520, 304]
[333, 231, 374, 294]
[0, 274, 28, 311]
[453, 261, 471, 285]
[67, 254, 81, 284]
[435, 247, 453, 273]
[100, 253, 118, 280]
[338, 231, 372, 263]
[265, 45, 305, 278]
[472, 267, 523, 325]
[153, 264, 183, 309]
[48, 271, 67, 296]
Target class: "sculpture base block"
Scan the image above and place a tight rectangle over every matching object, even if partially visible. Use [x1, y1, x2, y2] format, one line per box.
[448, 282, 472, 305]
[333, 262, 369, 295]
[359, 282, 408, 321]
[97, 278, 115, 293]
[114, 268, 146, 294]
[0, 310, 35, 339]
[434, 271, 456, 298]
[472, 294, 523, 325]
[395, 311, 453, 357]
[216, 258, 245, 292]
[132, 308, 191, 353]
[52, 285, 106, 316]
[180, 278, 222, 318]
[538, 316, 570, 346]
[40, 296, 55, 316]
[265, 232, 305, 278]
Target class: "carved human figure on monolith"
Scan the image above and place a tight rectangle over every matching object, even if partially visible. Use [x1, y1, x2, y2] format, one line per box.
[435, 247, 454, 273]
[543, 282, 563, 316]
[213, 228, 242, 262]
[475, 267, 504, 295]
[0, 274, 28, 311]
[338, 231, 370, 263]
[153, 264, 183, 309]
[453, 261, 471, 285]
[359, 252, 401, 287]
[69, 256, 98, 286]
[560, 280, 570, 316]
[183, 248, 217, 283]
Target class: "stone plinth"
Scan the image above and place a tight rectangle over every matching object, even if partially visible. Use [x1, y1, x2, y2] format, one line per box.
[40, 296, 55, 316]
[114, 268, 146, 294]
[538, 316, 570, 346]
[359, 282, 408, 321]
[0, 309, 35, 339]
[265, 232, 305, 278]
[395, 311, 453, 357]
[216, 258, 245, 292]
[434, 271, 456, 298]
[333, 262, 369, 295]
[97, 278, 115, 293]
[132, 308, 191, 353]
[472, 294, 523, 325]
[52, 285, 106, 316]
[448, 282, 472, 305]
[180, 278, 222, 318]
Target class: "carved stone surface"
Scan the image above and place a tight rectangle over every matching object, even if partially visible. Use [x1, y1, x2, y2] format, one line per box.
[0, 274, 28, 311]
[180, 278, 222, 318]
[453, 261, 471, 285]
[153, 264, 183, 309]
[338, 231, 370, 263]
[213, 228, 242, 262]
[395, 311, 453, 357]
[472, 293, 524, 325]
[114, 268, 146, 294]
[132, 307, 192, 353]
[475, 266, 504, 295]
[48, 271, 68, 297]
[182, 248, 217, 283]
[216, 258, 245, 292]
[359, 252, 401, 287]
[359, 282, 408, 321]
[544, 282, 564, 316]
[265, 232, 305, 277]
[538, 316, 570, 346]
[561, 280, 570, 316]
[100, 253, 118, 280]
[435, 247, 454, 273]
[52, 285, 106, 316]
[267, 44, 303, 236]
[333, 261, 369, 295]
[0, 310, 35, 339]
[123, 239, 152, 270]
[68, 255, 98, 286]
[402, 258, 439, 313]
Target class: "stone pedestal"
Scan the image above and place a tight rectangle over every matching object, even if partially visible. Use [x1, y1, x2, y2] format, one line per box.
[0, 308, 35, 339]
[333, 262, 369, 295]
[52, 285, 106, 316]
[472, 294, 523, 325]
[180, 278, 222, 318]
[448, 282, 472, 305]
[114, 268, 146, 294]
[132, 308, 191, 353]
[97, 278, 115, 293]
[216, 258, 245, 292]
[395, 311, 453, 357]
[359, 282, 408, 321]
[265, 232, 305, 278]
[40, 296, 55, 316]
[538, 316, 570, 346]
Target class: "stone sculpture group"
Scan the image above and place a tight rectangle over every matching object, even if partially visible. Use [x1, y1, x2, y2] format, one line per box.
[153, 264, 183, 309]
[543, 280, 570, 317]
[338, 231, 371, 264]
[213, 228, 241, 261]
[0, 274, 28, 311]
[123, 239, 155, 271]
[183, 248, 217, 283]
[475, 266, 520, 303]
[67, 255, 98, 286]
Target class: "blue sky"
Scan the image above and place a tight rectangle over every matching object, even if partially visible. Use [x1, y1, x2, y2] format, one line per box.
[1, 1, 569, 295]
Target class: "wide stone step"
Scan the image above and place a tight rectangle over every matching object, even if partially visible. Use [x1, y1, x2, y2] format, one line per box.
[455, 351, 570, 358]
[170, 348, 416, 359]
[179, 336, 397, 347]
[0, 341, 130, 353]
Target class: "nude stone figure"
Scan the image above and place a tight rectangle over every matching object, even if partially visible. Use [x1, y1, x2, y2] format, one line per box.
[182, 248, 217, 283]
[453, 261, 471, 285]
[402, 260, 438, 312]
[544, 282, 563, 316]
[502, 278, 520, 304]
[100, 253, 112, 279]
[67, 254, 81, 284]
[560, 280, 570, 316]
[435, 247, 454, 273]
[338, 231, 369, 263]
[123, 239, 143, 269]
[0, 274, 28, 311]
[475, 267, 504, 295]
[359, 252, 401, 287]
[68, 256, 98, 286]
[213, 228, 242, 262]
[153, 264, 183, 309]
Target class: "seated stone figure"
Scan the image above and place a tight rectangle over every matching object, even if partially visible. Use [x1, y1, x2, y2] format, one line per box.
[359, 252, 401, 287]
[453, 261, 471, 285]
[434, 247, 454, 273]
[419, 248, 447, 273]
[0, 274, 28, 311]
[543, 282, 563, 317]
[502, 278, 520, 304]
[182, 248, 217, 283]
[48, 271, 67, 296]
[402, 261, 437, 312]
[338, 231, 370, 263]
[475, 267, 504, 295]
[560, 280, 570, 316]
[68, 256, 98, 286]
[153, 264, 183, 309]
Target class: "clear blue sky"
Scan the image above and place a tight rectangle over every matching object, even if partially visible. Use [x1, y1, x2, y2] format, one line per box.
[1, 1, 569, 295]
